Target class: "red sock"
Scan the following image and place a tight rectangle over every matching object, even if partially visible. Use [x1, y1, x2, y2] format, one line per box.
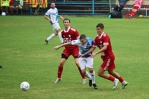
[108, 76, 115, 81]
[77, 67, 86, 79]
[58, 65, 63, 78]
[118, 76, 124, 83]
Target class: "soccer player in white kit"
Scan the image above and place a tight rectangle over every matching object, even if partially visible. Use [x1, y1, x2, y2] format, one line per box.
[44, 2, 64, 44]
[54, 34, 98, 89]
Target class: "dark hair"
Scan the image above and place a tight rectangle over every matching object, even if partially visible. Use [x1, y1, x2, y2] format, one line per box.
[80, 34, 86, 40]
[96, 23, 104, 29]
[63, 18, 71, 23]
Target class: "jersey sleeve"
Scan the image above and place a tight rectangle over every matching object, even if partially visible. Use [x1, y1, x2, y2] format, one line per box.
[45, 9, 51, 16]
[70, 40, 80, 45]
[103, 35, 109, 46]
[74, 30, 80, 39]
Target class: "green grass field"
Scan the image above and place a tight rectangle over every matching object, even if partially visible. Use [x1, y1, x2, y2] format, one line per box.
[0, 16, 149, 99]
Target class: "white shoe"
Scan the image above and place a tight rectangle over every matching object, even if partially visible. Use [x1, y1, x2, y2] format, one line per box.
[82, 79, 87, 84]
[54, 78, 61, 84]
[122, 81, 128, 89]
[112, 79, 119, 90]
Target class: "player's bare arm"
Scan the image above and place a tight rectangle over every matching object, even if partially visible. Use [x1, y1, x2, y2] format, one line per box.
[54, 42, 71, 50]
[44, 15, 52, 22]
[91, 45, 108, 58]
[58, 15, 64, 20]
[80, 47, 96, 57]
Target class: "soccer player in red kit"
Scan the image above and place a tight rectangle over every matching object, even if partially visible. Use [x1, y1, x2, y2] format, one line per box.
[54, 18, 86, 84]
[81, 23, 128, 89]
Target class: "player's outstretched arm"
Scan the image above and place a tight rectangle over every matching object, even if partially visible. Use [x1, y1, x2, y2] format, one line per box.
[58, 15, 64, 21]
[80, 47, 96, 57]
[92, 45, 107, 57]
[44, 15, 52, 22]
[54, 42, 70, 50]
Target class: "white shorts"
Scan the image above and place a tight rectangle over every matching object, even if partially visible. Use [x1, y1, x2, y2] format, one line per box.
[79, 57, 93, 70]
[52, 23, 61, 31]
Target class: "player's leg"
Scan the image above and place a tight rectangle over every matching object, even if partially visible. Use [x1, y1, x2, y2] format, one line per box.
[57, 30, 63, 43]
[79, 57, 92, 85]
[72, 48, 86, 84]
[45, 30, 57, 45]
[101, 56, 120, 89]
[98, 67, 114, 80]
[108, 70, 128, 89]
[86, 57, 97, 89]
[79, 57, 91, 79]
[89, 68, 98, 89]
[54, 23, 63, 43]
[98, 67, 118, 90]
[99, 58, 120, 89]
[45, 23, 61, 44]
[55, 52, 69, 84]
[74, 58, 86, 84]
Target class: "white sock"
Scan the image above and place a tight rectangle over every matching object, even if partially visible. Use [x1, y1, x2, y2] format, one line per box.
[90, 71, 95, 84]
[85, 71, 92, 80]
[58, 31, 63, 43]
[46, 33, 56, 41]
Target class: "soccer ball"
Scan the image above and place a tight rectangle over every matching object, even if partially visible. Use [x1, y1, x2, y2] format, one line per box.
[1, 12, 6, 16]
[20, 81, 30, 91]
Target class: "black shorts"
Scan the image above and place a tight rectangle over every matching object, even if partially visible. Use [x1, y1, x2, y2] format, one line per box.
[61, 54, 79, 60]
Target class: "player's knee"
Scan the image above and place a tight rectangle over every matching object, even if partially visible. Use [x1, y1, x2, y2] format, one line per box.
[59, 62, 64, 66]
[55, 33, 58, 36]
[89, 68, 93, 73]
[81, 70, 86, 75]
[98, 72, 103, 77]
[54, 30, 59, 35]
[108, 71, 112, 75]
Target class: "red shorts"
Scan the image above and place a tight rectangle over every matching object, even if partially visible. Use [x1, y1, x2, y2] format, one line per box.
[133, 6, 139, 10]
[62, 47, 79, 58]
[101, 55, 115, 71]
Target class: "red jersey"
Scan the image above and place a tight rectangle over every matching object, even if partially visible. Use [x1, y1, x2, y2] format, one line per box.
[61, 27, 79, 49]
[93, 32, 114, 58]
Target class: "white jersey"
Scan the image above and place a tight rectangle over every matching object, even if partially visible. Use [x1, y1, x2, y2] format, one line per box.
[71, 38, 94, 69]
[70, 38, 94, 58]
[45, 8, 59, 24]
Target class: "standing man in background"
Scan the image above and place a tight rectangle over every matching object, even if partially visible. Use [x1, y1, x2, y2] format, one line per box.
[44, 2, 64, 45]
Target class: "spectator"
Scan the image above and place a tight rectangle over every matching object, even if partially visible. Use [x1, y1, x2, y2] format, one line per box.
[10, 0, 23, 15]
[126, 0, 144, 19]
[1, 0, 10, 15]
[114, 0, 128, 12]
[109, 0, 129, 18]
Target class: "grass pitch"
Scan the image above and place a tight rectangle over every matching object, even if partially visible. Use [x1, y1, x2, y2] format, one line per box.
[0, 16, 149, 99]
